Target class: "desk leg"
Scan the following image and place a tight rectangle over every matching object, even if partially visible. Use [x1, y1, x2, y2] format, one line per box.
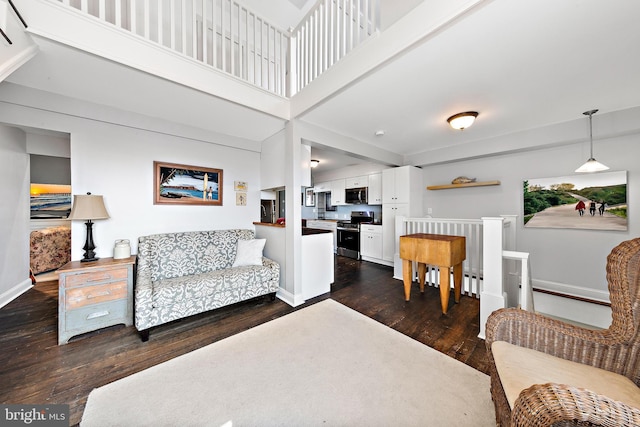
[403, 259, 413, 301]
[453, 262, 463, 303]
[418, 263, 427, 294]
[439, 266, 451, 314]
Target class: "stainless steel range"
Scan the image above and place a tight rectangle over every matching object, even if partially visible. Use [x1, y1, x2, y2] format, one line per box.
[336, 211, 374, 259]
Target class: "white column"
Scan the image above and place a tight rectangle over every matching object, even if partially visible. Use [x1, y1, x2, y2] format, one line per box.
[284, 121, 305, 306]
[479, 217, 507, 339]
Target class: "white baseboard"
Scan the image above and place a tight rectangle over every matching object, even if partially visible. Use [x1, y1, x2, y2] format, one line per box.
[276, 288, 305, 307]
[0, 279, 34, 310]
[532, 278, 610, 303]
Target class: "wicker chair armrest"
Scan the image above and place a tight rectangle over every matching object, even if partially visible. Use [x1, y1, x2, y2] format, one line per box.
[511, 382, 640, 426]
[486, 308, 616, 362]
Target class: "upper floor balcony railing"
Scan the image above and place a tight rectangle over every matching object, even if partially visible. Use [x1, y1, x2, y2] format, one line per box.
[55, 0, 379, 98]
[58, 0, 290, 96]
[290, 0, 379, 95]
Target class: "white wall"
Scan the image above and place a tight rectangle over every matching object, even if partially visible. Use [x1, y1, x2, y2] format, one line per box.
[0, 125, 31, 306]
[422, 131, 639, 300]
[0, 84, 262, 281]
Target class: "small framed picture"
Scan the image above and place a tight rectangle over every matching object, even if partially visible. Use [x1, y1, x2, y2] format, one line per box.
[236, 192, 247, 206]
[304, 188, 315, 207]
[234, 181, 247, 191]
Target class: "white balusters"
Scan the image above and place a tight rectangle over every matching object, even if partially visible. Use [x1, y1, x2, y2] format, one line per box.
[53, 0, 290, 97]
[291, 0, 379, 94]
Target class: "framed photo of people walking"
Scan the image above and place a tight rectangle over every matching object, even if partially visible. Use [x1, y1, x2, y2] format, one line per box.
[154, 161, 223, 205]
[522, 170, 627, 231]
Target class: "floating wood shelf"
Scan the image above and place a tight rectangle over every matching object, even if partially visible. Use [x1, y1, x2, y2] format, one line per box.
[427, 180, 501, 190]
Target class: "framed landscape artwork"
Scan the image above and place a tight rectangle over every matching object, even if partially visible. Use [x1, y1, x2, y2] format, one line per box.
[523, 170, 627, 231]
[154, 161, 223, 205]
[30, 184, 72, 219]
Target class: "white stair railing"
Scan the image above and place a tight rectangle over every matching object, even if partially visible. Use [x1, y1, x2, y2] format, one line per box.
[502, 250, 534, 312]
[290, 0, 380, 95]
[56, 0, 290, 97]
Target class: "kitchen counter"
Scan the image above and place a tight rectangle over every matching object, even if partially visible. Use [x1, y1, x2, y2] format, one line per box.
[302, 227, 332, 236]
[253, 221, 284, 228]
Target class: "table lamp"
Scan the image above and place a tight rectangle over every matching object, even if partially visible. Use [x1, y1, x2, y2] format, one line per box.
[68, 192, 110, 262]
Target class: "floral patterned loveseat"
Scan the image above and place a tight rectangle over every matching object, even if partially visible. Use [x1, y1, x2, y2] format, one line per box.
[135, 229, 280, 341]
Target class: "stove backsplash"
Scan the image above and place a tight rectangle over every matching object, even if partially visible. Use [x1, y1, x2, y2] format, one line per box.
[302, 203, 382, 223]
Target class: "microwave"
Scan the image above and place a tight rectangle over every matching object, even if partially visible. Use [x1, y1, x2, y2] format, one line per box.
[345, 187, 367, 204]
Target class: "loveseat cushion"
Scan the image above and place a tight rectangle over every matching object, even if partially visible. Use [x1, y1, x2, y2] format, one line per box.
[492, 340, 640, 410]
[141, 229, 254, 282]
[151, 262, 275, 308]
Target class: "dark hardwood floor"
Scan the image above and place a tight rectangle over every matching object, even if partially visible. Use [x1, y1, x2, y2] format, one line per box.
[0, 256, 487, 426]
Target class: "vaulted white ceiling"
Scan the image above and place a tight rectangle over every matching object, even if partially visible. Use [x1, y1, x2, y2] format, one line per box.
[5, 0, 640, 174]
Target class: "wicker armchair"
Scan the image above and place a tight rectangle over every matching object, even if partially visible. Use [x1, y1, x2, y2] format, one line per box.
[485, 237, 640, 426]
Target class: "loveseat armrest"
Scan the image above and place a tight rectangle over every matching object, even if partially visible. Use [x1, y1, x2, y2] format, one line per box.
[511, 382, 640, 426]
[486, 308, 620, 369]
[262, 256, 280, 283]
[134, 256, 155, 332]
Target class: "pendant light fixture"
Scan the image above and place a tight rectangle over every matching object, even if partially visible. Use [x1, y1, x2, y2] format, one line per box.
[575, 109, 609, 173]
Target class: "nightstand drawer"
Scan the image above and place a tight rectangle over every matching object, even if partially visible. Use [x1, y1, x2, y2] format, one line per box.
[65, 267, 129, 288]
[66, 300, 128, 329]
[65, 281, 128, 310]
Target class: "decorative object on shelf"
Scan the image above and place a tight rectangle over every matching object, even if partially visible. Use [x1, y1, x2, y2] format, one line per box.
[234, 181, 247, 191]
[113, 239, 131, 260]
[154, 161, 223, 206]
[236, 192, 247, 206]
[427, 180, 500, 190]
[451, 176, 476, 184]
[68, 192, 110, 262]
[310, 159, 320, 168]
[447, 111, 478, 130]
[575, 109, 609, 173]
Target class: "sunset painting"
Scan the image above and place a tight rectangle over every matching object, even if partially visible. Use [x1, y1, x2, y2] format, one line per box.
[30, 184, 72, 219]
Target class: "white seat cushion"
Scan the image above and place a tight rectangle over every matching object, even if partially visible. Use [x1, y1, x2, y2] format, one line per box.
[492, 340, 640, 409]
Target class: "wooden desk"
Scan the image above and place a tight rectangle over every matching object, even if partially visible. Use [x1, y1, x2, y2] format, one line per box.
[399, 233, 466, 314]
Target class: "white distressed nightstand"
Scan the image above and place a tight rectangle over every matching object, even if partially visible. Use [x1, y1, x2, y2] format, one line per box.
[57, 256, 136, 345]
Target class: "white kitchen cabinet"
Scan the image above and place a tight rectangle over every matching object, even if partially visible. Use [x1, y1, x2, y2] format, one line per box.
[368, 173, 382, 205]
[331, 179, 347, 205]
[313, 181, 332, 193]
[382, 203, 409, 262]
[383, 166, 417, 204]
[381, 166, 423, 263]
[345, 175, 368, 189]
[360, 224, 383, 261]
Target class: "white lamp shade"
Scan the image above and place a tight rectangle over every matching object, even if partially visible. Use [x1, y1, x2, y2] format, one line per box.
[68, 194, 110, 220]
[575, 109, 609, 173]
[575, 158, 610, 173]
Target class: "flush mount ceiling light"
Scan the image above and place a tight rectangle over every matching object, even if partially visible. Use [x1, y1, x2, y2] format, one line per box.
[575, 109, 609, 173]
[447, 111, 478, 130]
[310, 159, 320, 168]
[375, 130, 385, 136]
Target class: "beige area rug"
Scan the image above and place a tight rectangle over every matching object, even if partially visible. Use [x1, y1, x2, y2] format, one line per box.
[81, 299, 495, 426]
